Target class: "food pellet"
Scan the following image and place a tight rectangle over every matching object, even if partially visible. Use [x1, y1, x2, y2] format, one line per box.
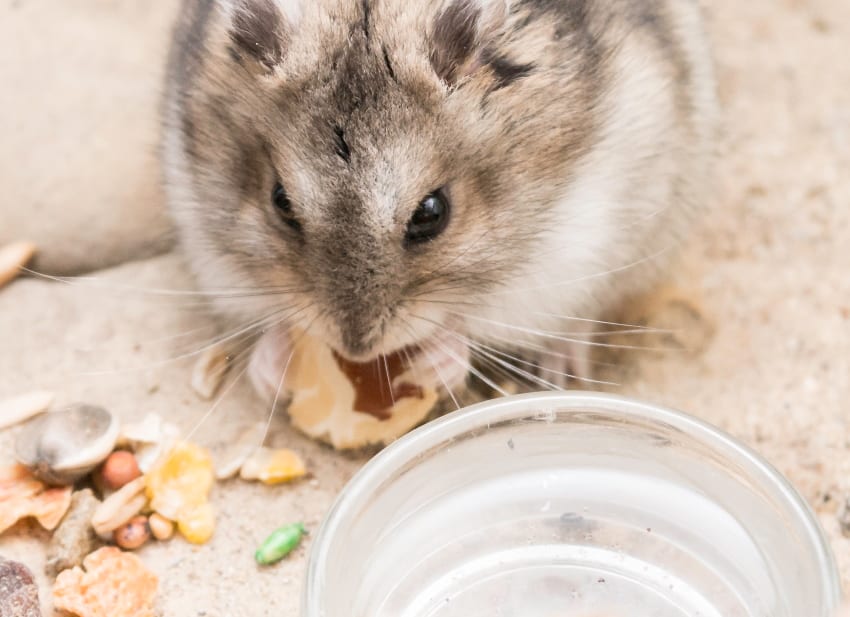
[255, 523, 306, 566]
[113, 516, 151, 550]
[100, 451, 142, 490]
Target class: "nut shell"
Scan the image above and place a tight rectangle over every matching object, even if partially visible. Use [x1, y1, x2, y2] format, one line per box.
[15, 404, 119, 486]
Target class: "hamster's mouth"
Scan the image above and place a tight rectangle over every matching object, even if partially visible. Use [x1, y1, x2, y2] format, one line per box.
[248, 325, 470, 407]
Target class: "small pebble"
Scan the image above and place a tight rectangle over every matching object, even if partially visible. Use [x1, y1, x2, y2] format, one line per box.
[100, 451, 142, 490]
[148, 513, 175, 541]
[113, 515, 151, 550]
[46, 489, 103, 577]
[0, 559, 40, 617]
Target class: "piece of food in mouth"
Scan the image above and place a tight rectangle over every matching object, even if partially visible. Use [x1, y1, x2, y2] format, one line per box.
[285, 334, 439, 450]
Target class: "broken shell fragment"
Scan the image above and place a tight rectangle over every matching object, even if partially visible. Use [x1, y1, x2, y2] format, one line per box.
[145, 442, 215, 544]
[100, 451, 142, 490]
[0, 466, 72, 534]
[15, 404, 119, 486]
[239, 447, 307, 485]
[46, 489, 103, 578]
[212, 422, 266, 480]
[113, 515, 151, 550]
[91, 477, 147, 538]
[191, 345, 230, 400]
[0, 390, 54, 430]
[53, 547, 158, 617]
[148, 513, 174, 541]
[0, 559, 41, 617]
[117, 413, 180, 473]
[0, 241, 36, 290]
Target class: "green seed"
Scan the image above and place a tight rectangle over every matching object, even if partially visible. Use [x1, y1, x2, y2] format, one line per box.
[255, 523, 306, 565]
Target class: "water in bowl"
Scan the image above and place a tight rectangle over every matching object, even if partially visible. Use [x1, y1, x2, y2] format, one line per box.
[372, 465, 764, 617]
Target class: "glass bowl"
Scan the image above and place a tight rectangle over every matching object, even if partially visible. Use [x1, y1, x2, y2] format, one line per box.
[302, 392, 841, 617]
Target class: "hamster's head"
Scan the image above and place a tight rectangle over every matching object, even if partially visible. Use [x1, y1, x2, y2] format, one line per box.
[167, 0, 600, 367]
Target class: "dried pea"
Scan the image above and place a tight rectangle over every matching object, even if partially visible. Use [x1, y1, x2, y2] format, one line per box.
[255, 523, 306, 566]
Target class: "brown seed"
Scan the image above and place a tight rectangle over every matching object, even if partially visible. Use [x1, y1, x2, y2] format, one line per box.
[148, 513, 174, 541]
[100, 451, 141, 490]
[113, 515, 150, 550]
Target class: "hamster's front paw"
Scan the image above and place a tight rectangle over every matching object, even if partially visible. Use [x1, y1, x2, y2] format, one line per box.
[248, 326, 293, 404]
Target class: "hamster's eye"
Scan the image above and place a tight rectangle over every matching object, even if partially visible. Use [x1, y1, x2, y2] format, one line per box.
[405, 189, 451, 246]
[272, 182, 301, 232]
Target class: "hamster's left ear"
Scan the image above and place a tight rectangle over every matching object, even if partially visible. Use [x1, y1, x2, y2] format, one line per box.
[429, 0, 510, 85]
[224, 0, 302, 71]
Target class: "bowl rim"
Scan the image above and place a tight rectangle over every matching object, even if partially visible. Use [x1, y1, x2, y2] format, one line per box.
[302, 391, 842, 614]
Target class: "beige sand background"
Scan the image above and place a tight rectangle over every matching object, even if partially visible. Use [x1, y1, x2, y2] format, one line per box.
[1, 0, 848, 614]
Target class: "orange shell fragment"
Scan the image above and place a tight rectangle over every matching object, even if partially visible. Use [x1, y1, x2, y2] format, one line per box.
[52, 546, 158, 617]
[0, 464, 72, 534]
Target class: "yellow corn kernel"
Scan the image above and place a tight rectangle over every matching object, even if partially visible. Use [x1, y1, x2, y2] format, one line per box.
[239, 448, 307, 485]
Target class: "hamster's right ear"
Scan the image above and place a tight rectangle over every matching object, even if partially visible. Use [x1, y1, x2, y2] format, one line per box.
[221, 0, 302, 71]
[429, 0, 510, 86]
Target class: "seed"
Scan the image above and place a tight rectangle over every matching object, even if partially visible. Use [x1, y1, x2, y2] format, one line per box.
[239, 447, 307, 485]
[254, 523, 306, 566]
[91, 477, 147, 538]
[0, 391, 53, 430]
[113, 516, 150, 550]
[100, 451, 141, 490]
[0, 241, 36, 290]
[148, 513, 174, 541]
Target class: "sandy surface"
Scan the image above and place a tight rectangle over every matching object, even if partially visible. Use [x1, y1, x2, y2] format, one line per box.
[1, 0, 848, 614]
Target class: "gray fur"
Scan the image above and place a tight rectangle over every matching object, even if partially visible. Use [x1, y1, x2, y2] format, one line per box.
[161, 0, 717, 384]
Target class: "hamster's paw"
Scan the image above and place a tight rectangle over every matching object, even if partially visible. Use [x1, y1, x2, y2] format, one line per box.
[248, 326, 293, 404]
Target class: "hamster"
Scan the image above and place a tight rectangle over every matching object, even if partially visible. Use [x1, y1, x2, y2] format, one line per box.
[161, 0, 718, 402]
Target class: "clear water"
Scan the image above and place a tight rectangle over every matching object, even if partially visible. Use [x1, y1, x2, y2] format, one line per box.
[368, 466, 770, 617]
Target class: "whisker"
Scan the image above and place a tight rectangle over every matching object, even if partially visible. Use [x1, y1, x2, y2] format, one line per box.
[382, 352, 396, 407]
[472, 338, 617, 387]
[422, 326, 509, 397]
[443, 311, 672, 352]
[78, 303, 308, 376]
[400, 321, 462, 412]
[20, 267, 308, 299]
